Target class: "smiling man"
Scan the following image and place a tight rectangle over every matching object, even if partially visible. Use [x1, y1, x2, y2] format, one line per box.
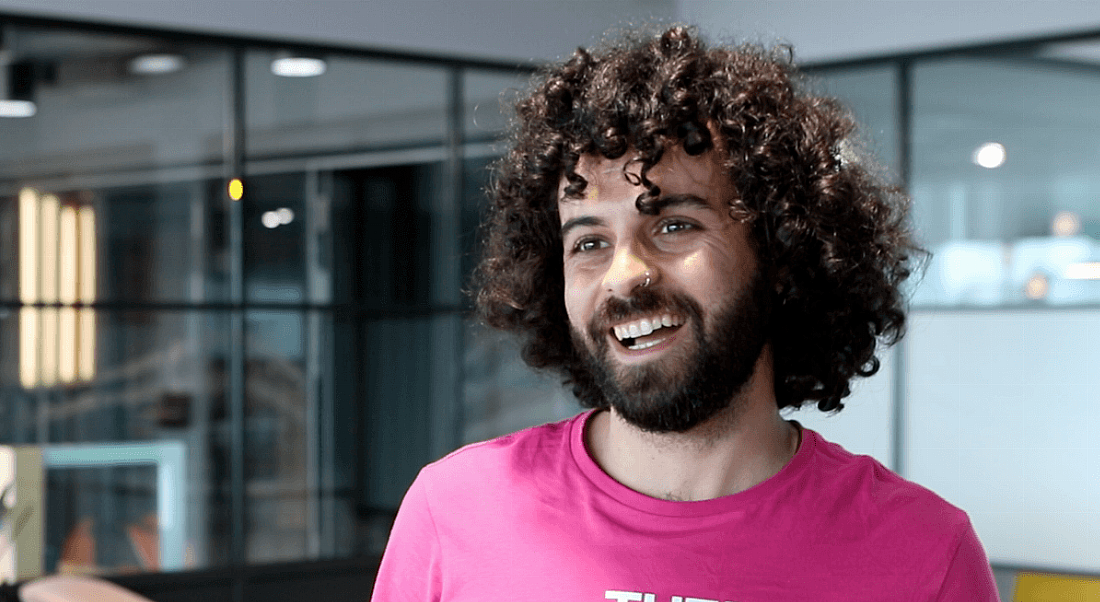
[371, 26, 999, 601]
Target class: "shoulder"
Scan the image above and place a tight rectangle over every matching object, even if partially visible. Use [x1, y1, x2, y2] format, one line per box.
[415, 412, 581, 500]
[803, 430, 973, 538]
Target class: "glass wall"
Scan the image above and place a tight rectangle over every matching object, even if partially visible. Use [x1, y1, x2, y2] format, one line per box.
[804, 40, 1100, 576]
[0, 17, 534, 578]
[1, 15, 1097, 583]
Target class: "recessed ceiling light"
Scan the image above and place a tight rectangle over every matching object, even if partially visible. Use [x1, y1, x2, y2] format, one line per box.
[0, 99, 36, 118]
[972, 142, 1006, 169]
[129, 53, 186, 75]
[271, 56, 326, 78]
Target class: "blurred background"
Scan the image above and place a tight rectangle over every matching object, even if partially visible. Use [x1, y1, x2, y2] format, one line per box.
[0, 1, 1096, 601]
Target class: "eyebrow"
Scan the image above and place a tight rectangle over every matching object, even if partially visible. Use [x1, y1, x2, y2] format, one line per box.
[559, 193, 715, 239]
[642, 193, 713, 214]
[560, 215, 605, 240]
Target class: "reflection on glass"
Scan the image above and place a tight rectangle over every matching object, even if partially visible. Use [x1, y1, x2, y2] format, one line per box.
[244, 310, 308, 563]
[0, 27, 230, 180]
[464, 70, 529, 141]
[18, 189, 97, 389]
[245, 52, 448, 157]
[244, 174, 307, 304]
[911, 55, 1100, 306]
[0, 310, 233, 570]
[807, 65, 900, 176]
[46, 466, 159, 575]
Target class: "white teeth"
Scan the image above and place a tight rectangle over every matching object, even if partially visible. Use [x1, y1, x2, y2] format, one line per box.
[627, 338, 662, 350]
[612, 315, 683, 341]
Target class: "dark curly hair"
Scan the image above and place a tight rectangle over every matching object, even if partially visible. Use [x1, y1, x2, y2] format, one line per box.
[472, 25, 922, 412]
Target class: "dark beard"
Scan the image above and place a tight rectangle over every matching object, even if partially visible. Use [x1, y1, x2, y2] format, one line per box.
[571, 268, 772, 433]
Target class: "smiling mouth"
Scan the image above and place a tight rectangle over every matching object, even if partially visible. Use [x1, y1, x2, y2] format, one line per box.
[611, 314, 685, 351]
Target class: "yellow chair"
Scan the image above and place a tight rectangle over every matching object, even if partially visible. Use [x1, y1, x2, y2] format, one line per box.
[1013, 571, 1100, 602]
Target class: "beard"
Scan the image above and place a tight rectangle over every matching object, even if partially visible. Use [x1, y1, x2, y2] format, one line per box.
[570, 268, 772, 433]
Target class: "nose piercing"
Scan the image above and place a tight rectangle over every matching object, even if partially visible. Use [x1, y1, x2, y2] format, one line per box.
[643, 270, 651, 288]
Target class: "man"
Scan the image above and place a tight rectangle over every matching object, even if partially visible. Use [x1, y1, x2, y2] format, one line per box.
[372, 26, 999, 601]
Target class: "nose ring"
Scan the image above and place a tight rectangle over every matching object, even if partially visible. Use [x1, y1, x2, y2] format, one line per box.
[643, 270, 651, 288]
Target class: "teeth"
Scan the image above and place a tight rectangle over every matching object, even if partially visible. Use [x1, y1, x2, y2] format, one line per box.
[628, 338, 663, 350]
[612, 315, 683, 341]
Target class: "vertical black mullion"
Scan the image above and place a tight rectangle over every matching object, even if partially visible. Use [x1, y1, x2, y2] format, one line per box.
[892, 58, 913, 477]
[353, 178, 371, 545]
[226, 46, 248, 585]
[447, 66, 466, 451]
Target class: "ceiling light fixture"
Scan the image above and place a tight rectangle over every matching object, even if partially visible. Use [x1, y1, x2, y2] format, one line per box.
[129, 53, 186, 75]
[972, 142, 1006, 169]
[0, 60, 36, 118]
[271, 53, 326, 78]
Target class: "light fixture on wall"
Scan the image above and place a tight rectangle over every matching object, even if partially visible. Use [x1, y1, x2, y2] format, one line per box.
[270, 51, 326, 77]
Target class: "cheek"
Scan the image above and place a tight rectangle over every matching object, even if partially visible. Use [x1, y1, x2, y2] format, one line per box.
[562, 271, 589, 330]
[678, 246, 750, 299]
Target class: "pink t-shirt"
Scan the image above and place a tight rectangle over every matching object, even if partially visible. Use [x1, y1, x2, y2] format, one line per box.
[372, 410, 999, 601]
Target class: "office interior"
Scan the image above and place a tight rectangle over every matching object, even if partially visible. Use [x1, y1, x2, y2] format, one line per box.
[0, 3, 1097, 601]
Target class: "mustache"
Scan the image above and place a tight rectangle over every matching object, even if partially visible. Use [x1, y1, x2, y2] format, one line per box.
[586, 288, 700, 339]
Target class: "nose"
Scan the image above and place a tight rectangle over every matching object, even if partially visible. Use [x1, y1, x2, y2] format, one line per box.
[602, 245, 652, 297]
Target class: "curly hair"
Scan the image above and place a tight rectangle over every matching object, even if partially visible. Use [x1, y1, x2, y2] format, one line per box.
[472, 25, 922, 412]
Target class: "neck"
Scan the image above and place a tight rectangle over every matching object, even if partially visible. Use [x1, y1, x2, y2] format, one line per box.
[585, 346, 800, 501]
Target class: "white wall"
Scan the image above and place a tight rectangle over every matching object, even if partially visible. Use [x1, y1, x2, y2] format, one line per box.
[678, 0, 1100, 63]
[905, 309, 1100, 573]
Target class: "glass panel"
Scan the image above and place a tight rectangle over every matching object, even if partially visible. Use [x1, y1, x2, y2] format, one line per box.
[0, 25, 230, 201]
[355, 314, 462, 510]
[0, 176, 229, 305]
[464, 69, 529, 142]
[243, 173, 308, 304]
[460, 155, 495, 288]
[243, 309, 308, 563]
[328, 163, 451, 306]
[44, 464, 157, 574]
[910, 50, 1100, 307]
[0, 308, 231, 573]
[462, 321, 578, 445]
[245, 52, 449, 157]
[808, 65, 900, 177]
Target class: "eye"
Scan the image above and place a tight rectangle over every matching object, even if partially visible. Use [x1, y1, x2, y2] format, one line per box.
[572, 237, 608, 253]
[658, 220, 695, 235]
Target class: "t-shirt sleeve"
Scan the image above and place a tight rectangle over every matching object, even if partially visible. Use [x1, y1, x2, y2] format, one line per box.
[370, 471, 443, 602]
[934, 519, 1000, 601]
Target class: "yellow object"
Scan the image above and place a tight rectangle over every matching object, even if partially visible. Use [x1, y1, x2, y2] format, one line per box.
[1013, 571, 1100, 602]
[228, 177, 244, 201]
